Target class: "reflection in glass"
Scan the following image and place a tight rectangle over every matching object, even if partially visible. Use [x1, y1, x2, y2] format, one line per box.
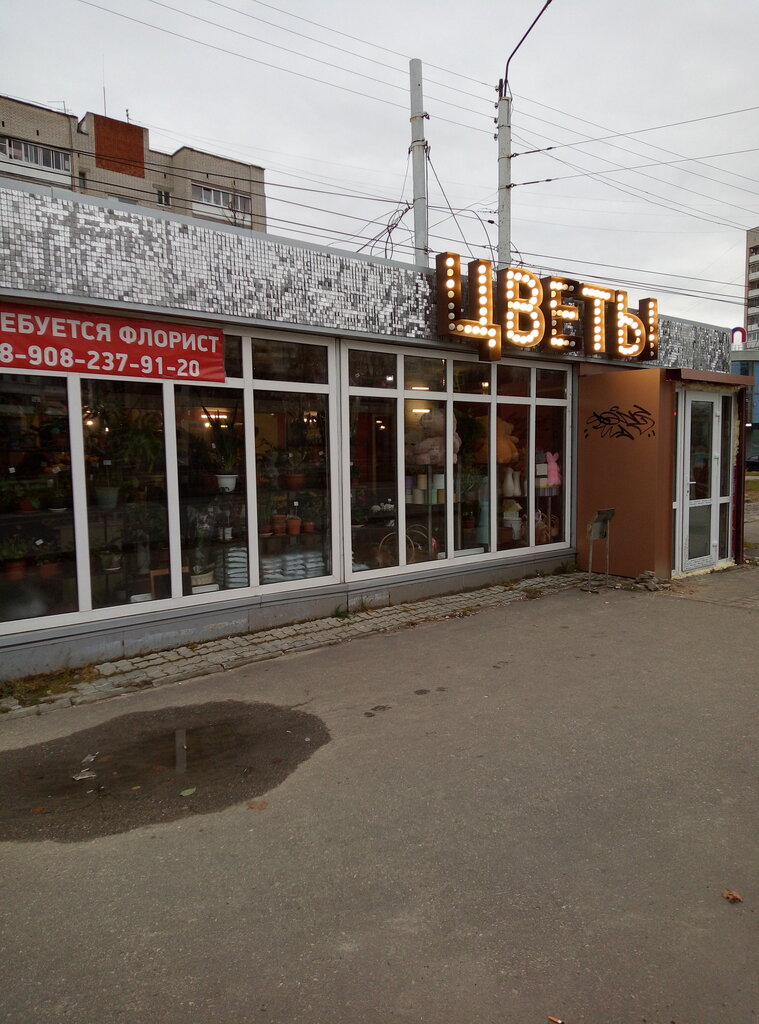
[349, 350, 396, 388]
[453, 361, 491, 395]
[252, 339, 328, 384]
[175, 386, 248, 594]
[719, 502, 730, 560]
[497, 404, 530, 551]
[82, 379, 168, 608]
[720, 395, 732, 497]
[497, 363, 530, 397]
[349, 396, 398, 571]
[535, 405, 565, 544]
[404, 400, 446, 562]
[254, 391, 330, 583]
[536, 368, 567, 399]
[0, 374, 78, 622]
[689, 401, 712, 500]
[688, 505, 711, 560]
[405, 356, 446, 393]
[454, 402, 490, 553]
[224, 335, 244, 378]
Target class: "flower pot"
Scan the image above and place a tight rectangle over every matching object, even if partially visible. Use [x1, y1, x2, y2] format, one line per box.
[38, 560, 61, 579]
[285, 473, 306, 490]
[286, 518, 302, 536]
[4, 560, 26, 581]
[216, 474, 237, 493]
[271, 514, 287, 536]
[302, 521, 316, 534]
[191, 569, 215, 586]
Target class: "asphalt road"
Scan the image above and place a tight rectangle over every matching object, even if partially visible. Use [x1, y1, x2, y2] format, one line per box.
[1, 576, 757, 1024]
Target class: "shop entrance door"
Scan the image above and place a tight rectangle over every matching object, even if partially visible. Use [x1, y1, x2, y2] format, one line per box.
[681, 392, 733, 572]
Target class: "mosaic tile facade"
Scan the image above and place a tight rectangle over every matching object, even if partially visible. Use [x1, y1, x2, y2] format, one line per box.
[0, 182, 730, 370]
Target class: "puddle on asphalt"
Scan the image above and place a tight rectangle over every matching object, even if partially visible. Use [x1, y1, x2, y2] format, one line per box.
[0, 701, 329, 843]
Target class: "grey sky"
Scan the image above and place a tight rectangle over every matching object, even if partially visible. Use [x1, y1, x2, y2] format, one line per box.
[2, 0, 757, 328]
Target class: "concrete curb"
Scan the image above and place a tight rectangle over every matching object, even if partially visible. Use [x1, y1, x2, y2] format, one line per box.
[0, 572, 640, 722]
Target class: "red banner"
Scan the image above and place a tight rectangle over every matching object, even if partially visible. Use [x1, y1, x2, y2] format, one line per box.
[0, 303, 226, 382]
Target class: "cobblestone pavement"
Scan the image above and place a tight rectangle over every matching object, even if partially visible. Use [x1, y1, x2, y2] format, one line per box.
[1, 572, 598, 721]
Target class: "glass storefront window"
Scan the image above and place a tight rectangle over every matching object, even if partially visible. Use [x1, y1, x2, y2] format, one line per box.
[252, 339, 328, 384]
[254, 391, 331, 583]
[349, 350, 396, 388]
[453, 361, 492, 395]
[349, 396, 398, 571]
[0, 374, 77, 621]
[224, 335, 244, 378]
[175, 386, 249, 594]
[535, 405, 566, 544]
[497, 364, 530, 397]
[536, 368, 567, 399]
[454, 402, 490, 553]
[404, 399, 447, 562]
[82, 379, 168, 608]
[405, 355, 446, 393]
[497, 404, 530, 551]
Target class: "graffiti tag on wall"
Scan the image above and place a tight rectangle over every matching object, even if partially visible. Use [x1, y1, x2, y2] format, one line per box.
[584, 404, 656, 440]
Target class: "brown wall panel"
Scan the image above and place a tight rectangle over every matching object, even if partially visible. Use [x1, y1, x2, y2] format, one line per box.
[577, 368, 674, 579]
[93, 115, 145, 177]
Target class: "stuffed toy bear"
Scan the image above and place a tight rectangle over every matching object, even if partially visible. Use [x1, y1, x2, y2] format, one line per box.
[473, 417, 519, 464]
[410, 411, 461, 465]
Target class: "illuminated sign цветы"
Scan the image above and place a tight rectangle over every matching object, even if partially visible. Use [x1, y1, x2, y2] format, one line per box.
[436, 253, 658, 362]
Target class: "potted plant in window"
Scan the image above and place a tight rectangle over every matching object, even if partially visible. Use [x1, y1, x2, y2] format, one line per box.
[202, 402, 242, 492]
[284, 448, 308, 490]
[0, 534, 32, 581]
[84, 402, 163, 506]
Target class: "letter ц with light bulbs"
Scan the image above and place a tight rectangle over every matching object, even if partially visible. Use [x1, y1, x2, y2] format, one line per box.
[435, 252, 658, 362]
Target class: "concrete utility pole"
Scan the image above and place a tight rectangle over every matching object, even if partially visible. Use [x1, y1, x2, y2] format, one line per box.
[497, 0, 554, 267]
[409, 58, 429, 266]
[496, 92, 512, 268]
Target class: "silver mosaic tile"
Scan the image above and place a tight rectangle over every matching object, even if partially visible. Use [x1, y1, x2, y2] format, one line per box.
[0, 182, 730, 372]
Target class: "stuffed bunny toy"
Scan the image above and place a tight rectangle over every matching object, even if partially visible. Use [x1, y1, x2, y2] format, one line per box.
[546, 452, 561, 486]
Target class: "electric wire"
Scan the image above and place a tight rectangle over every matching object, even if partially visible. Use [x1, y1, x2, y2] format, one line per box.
[515, 144, 759, 190]
[140, 0, 494, 123]
[513, 92, 759, 193]
[513, 103, 759, 158]
[509, 127, 750, 232]
[74, 0, 494, 136]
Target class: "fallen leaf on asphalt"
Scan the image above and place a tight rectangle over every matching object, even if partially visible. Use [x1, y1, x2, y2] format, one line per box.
[30, 806, 46, 814]
[247, 800, 269, 811]
[180, 788, 196, 797]
[722, 890, 742, 903]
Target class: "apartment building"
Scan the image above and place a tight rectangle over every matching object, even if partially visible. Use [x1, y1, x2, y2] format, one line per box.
[746, 226, 759, 346]
[0, 95, 266, 230]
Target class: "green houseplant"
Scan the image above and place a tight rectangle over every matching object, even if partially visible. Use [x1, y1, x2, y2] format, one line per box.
[201, 402, 242, 492]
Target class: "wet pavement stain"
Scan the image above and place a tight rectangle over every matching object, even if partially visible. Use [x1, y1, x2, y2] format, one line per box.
[0, 701, 330, 843]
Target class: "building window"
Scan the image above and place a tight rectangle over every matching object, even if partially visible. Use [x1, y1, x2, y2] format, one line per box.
[82, 379, 168, 609]
[0, 135, 70, 172]
[0, 374, 78, 623]
[191, 183, 252, 216]
[156, 189, 171, 206]
[175, 386, 249, 594]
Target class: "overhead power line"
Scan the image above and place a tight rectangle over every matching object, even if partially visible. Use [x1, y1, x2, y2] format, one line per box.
[141, 0, 493, 123]
[75, 0, 492, 136]
[513, 103, 759, 158]
[516, 144, 759, 189]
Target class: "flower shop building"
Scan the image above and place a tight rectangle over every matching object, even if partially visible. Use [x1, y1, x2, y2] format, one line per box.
[0, 178, 748, 678]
